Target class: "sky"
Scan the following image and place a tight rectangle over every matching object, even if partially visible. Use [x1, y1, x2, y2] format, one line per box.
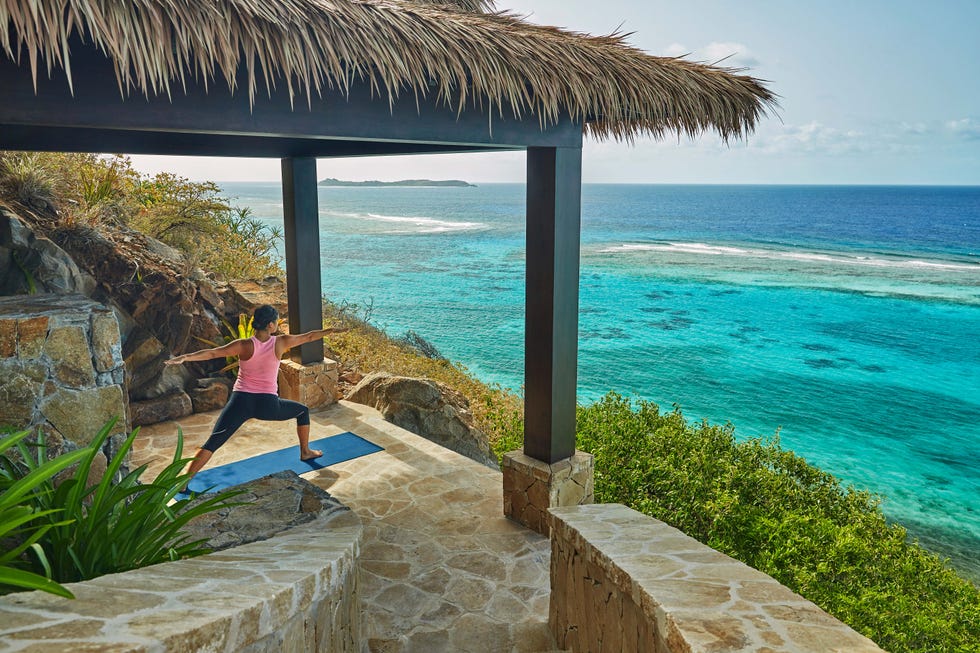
[129, 1, 980, 185]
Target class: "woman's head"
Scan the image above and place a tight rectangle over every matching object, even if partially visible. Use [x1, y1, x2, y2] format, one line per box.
[252, 305, 279, 332]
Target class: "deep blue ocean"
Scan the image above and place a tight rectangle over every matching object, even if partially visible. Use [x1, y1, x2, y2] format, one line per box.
[220, 182, 980, 579]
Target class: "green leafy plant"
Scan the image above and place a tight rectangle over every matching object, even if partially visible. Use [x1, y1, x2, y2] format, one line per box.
[1, 152, 281, 279]
[219, 313, 257, 372]
[0, 429, 88, 598]
[4, 419, 244, 585]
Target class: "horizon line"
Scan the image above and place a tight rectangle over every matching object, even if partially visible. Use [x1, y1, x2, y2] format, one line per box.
[209, 180, 980, 188]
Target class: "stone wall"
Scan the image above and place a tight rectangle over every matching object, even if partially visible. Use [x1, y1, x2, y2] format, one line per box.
[0, 509, 363, 652]
[548, 504, 885, 653]
[0, 293, 128, 462]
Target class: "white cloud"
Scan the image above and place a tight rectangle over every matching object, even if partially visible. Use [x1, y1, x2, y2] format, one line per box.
[750, 118, 980, 156]
[900, 122, 932, 135]
[662, 42, 689, 58]
[699, 42, 760, 69]
[756, 121, 872, 155]
[946, 118, 980, 140]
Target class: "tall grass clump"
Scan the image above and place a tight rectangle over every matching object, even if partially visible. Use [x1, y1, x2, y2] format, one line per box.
[576, 392, 980, 653]
[0, 153, 57, 210]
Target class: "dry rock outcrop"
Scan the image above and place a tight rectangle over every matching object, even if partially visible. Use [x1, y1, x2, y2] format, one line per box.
[347, 372, 497, 468]
[1, 208, 95, 296]
[1, 206, 284, 425]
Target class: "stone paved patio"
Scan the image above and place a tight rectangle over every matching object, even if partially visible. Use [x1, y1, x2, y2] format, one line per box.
[135, 400, 564, 653]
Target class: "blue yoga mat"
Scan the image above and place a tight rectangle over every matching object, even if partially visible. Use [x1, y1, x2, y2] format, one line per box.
[182, 432, 383, 495]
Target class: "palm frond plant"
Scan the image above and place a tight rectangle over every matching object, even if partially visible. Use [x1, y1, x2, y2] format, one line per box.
[195, 313, 253, 375]
[0, 429, 89, 598]
[3, 419, 245, 585]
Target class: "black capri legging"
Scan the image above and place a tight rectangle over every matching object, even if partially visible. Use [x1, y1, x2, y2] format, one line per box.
[201, 391, 311, 452]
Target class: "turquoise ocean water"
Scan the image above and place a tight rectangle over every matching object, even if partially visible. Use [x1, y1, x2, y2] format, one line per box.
[220, 182, 980, 579]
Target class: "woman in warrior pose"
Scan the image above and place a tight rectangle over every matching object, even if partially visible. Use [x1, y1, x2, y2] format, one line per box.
[165, 304, 346, 483]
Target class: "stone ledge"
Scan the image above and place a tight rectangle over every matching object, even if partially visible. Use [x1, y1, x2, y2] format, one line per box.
[0, 508, 363, 652]
[548, 503, 884, 653]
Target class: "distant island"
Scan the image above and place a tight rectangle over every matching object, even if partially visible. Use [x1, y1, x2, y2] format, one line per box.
[318, 178, 475, 187]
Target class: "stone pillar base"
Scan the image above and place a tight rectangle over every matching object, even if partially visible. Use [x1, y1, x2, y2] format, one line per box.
[278, 358, 339, 409]
[502, 450, 594, 535]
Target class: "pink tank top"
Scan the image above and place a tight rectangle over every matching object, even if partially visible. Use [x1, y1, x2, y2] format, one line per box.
[233, 336, 280, 394]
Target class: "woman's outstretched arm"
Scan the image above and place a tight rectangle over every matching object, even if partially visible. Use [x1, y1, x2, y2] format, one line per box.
[165, 339, 248, 365]
[276, 327, 349, 354]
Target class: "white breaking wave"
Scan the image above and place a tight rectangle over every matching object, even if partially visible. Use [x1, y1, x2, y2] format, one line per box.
[597, 242, 980, 273]
[364, 213, 488, 233]
[322, 210, 488, 233]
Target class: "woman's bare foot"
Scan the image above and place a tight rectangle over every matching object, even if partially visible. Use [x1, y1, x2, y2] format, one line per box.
[301, 448, 323, 461]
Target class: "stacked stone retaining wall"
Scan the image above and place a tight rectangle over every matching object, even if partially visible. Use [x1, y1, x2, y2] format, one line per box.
[0, 510, 363, 652]
[0, 293, 128, 463]
[548, 503, 885, 653]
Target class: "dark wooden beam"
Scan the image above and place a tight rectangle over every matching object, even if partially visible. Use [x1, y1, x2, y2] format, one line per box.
[524, 146, 583, 464]
[281, 157, 324, 364]
[0, 125, 511, 158]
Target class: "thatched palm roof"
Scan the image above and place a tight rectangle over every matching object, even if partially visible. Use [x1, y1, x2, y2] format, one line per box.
[0, 0, 775, 142]
[409, 0, 497, 12]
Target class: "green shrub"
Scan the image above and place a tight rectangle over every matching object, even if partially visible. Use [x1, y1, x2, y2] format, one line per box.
[130, 175, 281, 279]
[207, 206, 283, 279]
[1, 419, 243, 589]
[575, 392, 980, 653]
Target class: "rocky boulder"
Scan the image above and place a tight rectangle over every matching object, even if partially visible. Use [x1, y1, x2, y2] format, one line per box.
[189, 377, 232, 413]
[347, 372, 497, 469]
[0, 209, 95, 296]
[129, 391, 193, 427]
[181, 471, 349, 551]
[123, 326, 195, 401]
[49, 223, 225, 356]
[218, 276, 288, 323]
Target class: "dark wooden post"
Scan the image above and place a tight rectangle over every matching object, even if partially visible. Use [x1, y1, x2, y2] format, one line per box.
[281, 156, 324, 363]
[524, 146, 582, 463]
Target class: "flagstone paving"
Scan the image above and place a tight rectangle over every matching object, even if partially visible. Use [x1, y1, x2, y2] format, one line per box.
[136, 400, 565, 653]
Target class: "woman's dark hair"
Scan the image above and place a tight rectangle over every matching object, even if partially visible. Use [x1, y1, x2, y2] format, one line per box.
[252, 305, 279, 331]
